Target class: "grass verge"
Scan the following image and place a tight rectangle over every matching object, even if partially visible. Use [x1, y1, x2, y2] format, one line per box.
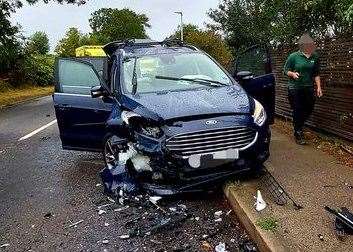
[0, 85, 53, 109]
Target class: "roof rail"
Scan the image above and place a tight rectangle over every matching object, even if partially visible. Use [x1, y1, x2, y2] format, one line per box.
[103, 38, 199, 56]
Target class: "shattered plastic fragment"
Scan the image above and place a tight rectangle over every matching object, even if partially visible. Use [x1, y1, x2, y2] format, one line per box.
[149, 196, 162, 204]
[214, 211, 223, 218]
[98, 209, 107, 215]
[215, 242, 228, 252]
[214, 218, 222, 222]
[100, 164, 139, 196]
[102, 240, 109, 244]
[254, 190, 267, 212]
[119, 234, 130, 239]
[0, 244, 10, 248]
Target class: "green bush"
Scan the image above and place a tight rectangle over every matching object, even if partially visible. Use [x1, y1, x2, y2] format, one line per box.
[23, 55, 55, 86]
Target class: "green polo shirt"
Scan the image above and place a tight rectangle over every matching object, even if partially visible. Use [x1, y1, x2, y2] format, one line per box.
[283, 51, 320, 89]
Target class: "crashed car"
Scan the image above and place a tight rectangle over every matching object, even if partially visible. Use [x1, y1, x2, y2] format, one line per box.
[53, 39, 275, 194]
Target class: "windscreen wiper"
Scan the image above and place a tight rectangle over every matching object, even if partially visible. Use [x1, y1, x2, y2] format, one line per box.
[155, 75, 228, 86]
[132, 58, 138, 95]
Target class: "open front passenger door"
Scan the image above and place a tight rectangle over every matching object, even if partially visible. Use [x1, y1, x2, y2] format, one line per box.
[233, 45, 275, 124]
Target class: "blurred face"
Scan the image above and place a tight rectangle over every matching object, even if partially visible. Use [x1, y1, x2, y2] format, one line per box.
[301, 43, 316, 55]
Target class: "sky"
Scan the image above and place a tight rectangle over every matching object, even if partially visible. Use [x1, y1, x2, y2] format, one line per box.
[11, 0, 221, 52]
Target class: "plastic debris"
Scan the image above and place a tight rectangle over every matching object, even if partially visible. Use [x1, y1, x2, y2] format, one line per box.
[215, 242, 228, 252]
[114, 206, 129, 212]
[119, 234, 130, 240]
[214, 210, 223, 218]
[100, 164, 139, 196]
[254, 190, 267, 212]
[68, 220, 84, 228]
[102, 240, 109, 244]
[214, 218, 222, 222]
[226, 210, 232, 216]
[149, 196, 162, 204]
[104, 222, 109, 227]
[98, 209, 107, 215]
[0, 244, 10, 248]
[195, 216, 200, 221]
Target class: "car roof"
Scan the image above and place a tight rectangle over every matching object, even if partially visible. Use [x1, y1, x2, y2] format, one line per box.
[103, 39, 199, 57]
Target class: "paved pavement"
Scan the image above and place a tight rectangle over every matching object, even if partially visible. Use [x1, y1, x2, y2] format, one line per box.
[225, 128, 353, 251]
[0, 97, 250, 252]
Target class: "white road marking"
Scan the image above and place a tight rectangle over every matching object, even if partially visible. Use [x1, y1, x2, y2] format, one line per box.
[18, 119, 57, 141]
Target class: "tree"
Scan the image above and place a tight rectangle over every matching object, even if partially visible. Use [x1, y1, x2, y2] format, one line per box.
[55, 28, 83, 57]
[169, 24, 233, 68]
[89, 8, 151, 44]
[25, 31, 49, 55]
[209, 0, 353, 50]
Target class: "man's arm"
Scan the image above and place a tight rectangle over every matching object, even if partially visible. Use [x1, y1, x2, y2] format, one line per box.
[313, 57, 322, 97]
[284, 54, 300, 79]
[315, 76, 322, 97]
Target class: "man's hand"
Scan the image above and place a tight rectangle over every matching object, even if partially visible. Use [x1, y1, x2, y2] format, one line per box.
[288, 71, 300, 79]
[317, 86, 323, 97]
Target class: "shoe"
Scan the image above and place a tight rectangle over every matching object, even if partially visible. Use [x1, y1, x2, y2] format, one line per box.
[294, 133, 307, 145]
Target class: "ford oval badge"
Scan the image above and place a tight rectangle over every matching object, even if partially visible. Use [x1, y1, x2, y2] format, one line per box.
[205, 120, 218, 125]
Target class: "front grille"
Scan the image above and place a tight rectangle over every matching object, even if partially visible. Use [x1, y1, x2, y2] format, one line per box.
[166, 127, 258, 158]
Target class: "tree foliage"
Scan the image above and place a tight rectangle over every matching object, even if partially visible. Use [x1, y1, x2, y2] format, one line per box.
[170, 24, 233, 68]
[209, 0, 353, 50]
[89, 8, 151, 44]
[25, 31, 49, 55]
[54, 28, 84, 57]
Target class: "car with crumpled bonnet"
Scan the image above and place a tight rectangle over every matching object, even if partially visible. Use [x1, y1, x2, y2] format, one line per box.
[53, 39, 275, 194]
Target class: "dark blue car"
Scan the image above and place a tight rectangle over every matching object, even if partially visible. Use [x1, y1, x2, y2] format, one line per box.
[53, 40, 275, 194]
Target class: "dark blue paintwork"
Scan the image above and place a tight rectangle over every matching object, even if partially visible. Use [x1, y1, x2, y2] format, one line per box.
[120, 85, 250, 121]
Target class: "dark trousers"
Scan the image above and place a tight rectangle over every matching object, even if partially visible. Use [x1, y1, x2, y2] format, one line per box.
[288, 88, 315, 135]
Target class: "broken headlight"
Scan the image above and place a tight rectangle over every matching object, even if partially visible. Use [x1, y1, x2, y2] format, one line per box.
[253, 99, 267, 126]
[121, 110, 163, 138]
[140, 126, 163, 138]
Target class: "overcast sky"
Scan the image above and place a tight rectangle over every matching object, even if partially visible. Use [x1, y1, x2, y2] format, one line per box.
[11, 0, 220, 52]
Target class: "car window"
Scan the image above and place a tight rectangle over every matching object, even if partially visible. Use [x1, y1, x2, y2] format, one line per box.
[122, 53, 232, 94]
[58, 59, 100, 95]
[236, 47, 268, 76]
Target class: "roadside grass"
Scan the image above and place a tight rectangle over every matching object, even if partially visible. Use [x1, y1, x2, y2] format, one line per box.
[256, 216, 279, 232]
[0, 85, 53, 109]
[273, 117, 353, 168]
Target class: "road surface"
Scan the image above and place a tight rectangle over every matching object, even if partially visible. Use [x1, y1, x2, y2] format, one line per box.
[0, 97, 252, 251]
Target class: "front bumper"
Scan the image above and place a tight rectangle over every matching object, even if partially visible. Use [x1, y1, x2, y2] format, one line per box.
[131, 123, 270, 193]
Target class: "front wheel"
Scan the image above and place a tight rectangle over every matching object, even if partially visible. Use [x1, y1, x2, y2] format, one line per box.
[102, 134, 125, 168]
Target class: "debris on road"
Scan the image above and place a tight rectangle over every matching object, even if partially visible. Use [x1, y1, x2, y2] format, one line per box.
[44, 212, 53, 219]
[214, 210, 223, 218]
[200, 240, 213, 251]
[0, 244, 10, 248]
[215, 242, 228, 252]
[98, 209, 107, 215]
[68, 220, 84, 228]
[254, 190, 267, 212]
[325, 206, 353, 236]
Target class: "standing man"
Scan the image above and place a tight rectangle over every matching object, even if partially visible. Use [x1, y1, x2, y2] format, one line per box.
[283, 33, 323, 145]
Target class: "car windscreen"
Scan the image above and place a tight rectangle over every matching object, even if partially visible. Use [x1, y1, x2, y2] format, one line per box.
[122, 52, 232, 94]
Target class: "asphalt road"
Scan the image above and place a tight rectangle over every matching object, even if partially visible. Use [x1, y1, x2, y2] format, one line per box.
[0, 97, 252, 252]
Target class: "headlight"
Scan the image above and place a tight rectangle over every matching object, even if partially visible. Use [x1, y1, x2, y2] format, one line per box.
[121, 111, 140, 124]
[253, 99, 267, 126]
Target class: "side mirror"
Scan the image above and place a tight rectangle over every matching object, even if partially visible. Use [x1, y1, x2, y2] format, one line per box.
[91, 85, 107, 98]
[236, 71, 254, 81]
